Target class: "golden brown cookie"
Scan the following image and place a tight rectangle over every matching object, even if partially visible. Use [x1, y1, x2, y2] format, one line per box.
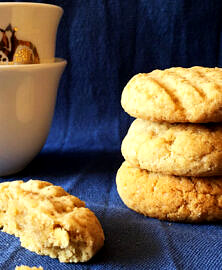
[122, 118, 222, 176]
[116, 161, 222, 222]
[121, 66, 222, 123]
[15, 266, 43, 270]
[0, 180, 104, 263]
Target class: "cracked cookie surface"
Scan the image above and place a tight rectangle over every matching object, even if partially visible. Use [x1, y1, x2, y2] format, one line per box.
[122, 118, 222, 176]
[0, 180, 104, 263]
[116, 161, 222, 222]
[121, 66, 222, 123]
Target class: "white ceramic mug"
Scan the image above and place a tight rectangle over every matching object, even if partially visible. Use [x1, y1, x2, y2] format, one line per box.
[0, 58, 66, 176]
[0, 2, 63, 64]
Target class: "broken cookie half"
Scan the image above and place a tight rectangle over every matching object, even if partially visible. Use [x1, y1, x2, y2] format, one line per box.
[0, 180, 104, 263]
[15, 266, 43, 270]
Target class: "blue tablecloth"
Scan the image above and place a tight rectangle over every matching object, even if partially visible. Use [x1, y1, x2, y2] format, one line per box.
[1, 0, 222, 269]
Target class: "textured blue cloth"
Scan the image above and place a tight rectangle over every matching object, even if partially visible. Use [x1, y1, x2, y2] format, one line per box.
[1, 0, 222, 269]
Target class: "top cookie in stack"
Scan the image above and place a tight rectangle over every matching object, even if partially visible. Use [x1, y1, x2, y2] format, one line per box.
[121, 66, 222, 123]
[116, 66, 222, 222]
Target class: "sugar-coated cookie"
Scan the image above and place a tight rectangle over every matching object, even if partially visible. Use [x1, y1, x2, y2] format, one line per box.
[121, 66, 222, 123]
[116, 161, 222, 222]
[0, 180, 104, 263]
[122, 118, 222, 176]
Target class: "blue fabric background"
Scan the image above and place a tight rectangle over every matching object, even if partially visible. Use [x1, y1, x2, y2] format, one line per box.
[1, 0, 222, 269]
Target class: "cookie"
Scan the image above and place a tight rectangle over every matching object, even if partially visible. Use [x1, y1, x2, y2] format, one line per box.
[0, 180, 104, 263]
[15, 266, 43, 270]
[122, 118, 222, 176]
[116, 161, 222, 222]
[121, 66, 222, 123]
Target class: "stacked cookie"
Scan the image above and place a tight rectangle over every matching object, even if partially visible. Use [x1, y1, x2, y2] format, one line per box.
[116, 66, 222, 222]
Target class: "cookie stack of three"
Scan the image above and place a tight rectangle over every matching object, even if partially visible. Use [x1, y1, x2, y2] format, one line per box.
[116, 66, 222, 223]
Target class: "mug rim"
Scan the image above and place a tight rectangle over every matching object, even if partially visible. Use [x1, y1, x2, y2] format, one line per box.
[0, 58, 67, 70]
[0, 2, 63, 12]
